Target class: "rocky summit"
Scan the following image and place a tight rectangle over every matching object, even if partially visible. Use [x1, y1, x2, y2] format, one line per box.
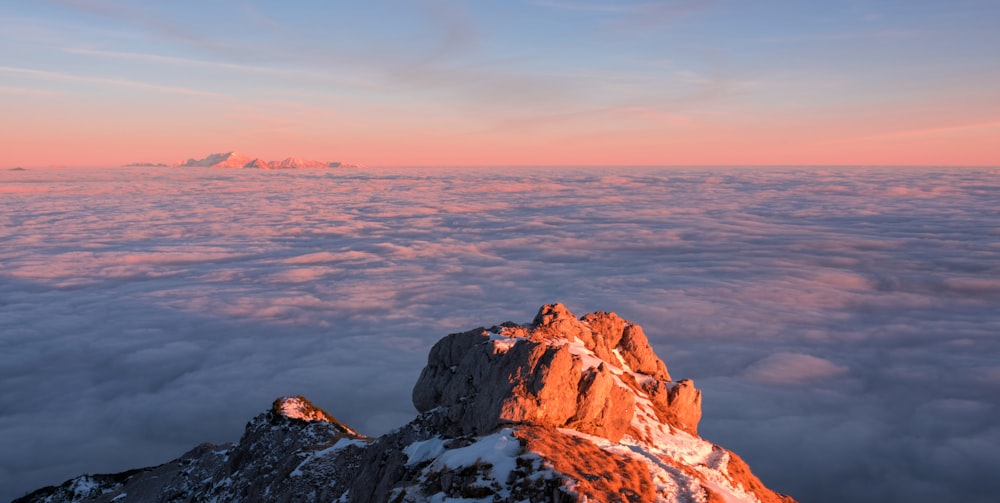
[17, 304, 796, 503]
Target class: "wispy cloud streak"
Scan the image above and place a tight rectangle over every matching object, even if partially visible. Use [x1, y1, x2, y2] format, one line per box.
[62, 48, 286, 75]
[0, 65, 222, 97]
[825, 121, 1000, 144]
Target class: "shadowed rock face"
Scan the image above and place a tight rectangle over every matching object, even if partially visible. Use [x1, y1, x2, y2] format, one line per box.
[16, 305, 793, 503]
[14, 396, 364, 503]
[413, 303, 701, 439]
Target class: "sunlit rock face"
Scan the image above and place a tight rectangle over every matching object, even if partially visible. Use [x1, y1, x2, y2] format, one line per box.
[272, 395, 358, 436]
[413, 303, 701, 439]
[16, 305, 793, 503]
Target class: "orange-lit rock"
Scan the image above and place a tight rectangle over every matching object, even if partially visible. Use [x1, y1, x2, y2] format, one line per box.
[568, 363, 635, 441]
[515, 425, 657, 502]
[413, 303, 700, 439]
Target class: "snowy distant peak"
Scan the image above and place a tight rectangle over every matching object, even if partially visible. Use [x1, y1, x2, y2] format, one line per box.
[272, 157, 327, 169]
[244, 158, 270, 169]
[175, 152, 355, 169]
[176, 151, 251, 168]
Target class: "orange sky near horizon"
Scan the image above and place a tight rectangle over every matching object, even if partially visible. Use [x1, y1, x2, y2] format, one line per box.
[1, 1, 998, 168]
[5, 109, 995, 168]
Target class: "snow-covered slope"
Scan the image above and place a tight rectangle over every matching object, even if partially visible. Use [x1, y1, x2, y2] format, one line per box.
[16, 305, 796, 503]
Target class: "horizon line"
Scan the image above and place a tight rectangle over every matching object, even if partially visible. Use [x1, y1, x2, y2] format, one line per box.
[7, 163, 999, 170]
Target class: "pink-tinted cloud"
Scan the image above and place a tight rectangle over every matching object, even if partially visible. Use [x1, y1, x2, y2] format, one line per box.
[742, 353, 849, 385]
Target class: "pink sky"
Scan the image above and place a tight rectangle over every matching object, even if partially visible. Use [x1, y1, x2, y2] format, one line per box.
[5, 90, 996, 167]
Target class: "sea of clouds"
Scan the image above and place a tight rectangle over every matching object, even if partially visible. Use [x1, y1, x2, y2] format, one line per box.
[1, 166, 998, 502]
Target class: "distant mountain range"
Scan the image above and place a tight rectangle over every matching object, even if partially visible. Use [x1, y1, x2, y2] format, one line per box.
[125, 152, 362, 169]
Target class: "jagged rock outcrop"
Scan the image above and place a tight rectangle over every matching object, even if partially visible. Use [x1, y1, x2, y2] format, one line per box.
[413, 303, 700, 439]
[17, 304, 795, 503]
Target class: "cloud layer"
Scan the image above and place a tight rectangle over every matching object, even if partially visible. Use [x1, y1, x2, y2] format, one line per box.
[1, 166, 999, 502]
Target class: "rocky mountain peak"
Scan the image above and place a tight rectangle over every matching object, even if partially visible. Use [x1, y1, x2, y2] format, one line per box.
[273, 395, 330, 422]
[412, 303, 701, 442]
[268, 395, 359, 438]
[16, 304, 794, 503]
[244, 158, 270, 169]
[532, 303, 671, 380]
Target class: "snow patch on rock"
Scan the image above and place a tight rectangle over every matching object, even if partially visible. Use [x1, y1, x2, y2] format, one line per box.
[277, 396, 329, 422]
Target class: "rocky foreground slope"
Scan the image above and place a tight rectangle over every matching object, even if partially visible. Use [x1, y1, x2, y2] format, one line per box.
[17, 304, 796, 503]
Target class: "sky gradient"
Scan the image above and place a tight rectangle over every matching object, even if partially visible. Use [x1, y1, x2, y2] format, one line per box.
[2, 0, 998, 167]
